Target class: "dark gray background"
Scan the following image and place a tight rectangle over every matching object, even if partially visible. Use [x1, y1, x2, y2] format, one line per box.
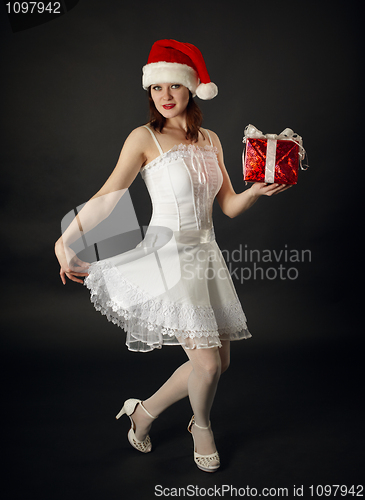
[1, 1, 363, 499]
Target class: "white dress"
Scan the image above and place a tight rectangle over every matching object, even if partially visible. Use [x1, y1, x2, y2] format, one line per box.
[84, 126, 251, 352]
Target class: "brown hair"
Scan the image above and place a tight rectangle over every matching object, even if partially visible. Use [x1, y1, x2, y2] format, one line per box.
[147, 88, 204, 143]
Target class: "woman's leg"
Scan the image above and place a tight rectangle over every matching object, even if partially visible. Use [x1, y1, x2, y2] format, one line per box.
[183, 345, 222, 456]
[219, 340, 230, 373]
[131, 360, 192, 441]
[131, 341, 230, 442]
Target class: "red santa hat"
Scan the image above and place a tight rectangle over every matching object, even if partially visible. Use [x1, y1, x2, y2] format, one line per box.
[142, 39, 218, 100]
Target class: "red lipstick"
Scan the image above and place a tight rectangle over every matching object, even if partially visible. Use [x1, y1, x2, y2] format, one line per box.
[162, 104, 176, 110]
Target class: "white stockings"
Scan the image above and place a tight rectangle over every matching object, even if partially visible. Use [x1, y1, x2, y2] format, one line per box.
[131, 342, 230, 455]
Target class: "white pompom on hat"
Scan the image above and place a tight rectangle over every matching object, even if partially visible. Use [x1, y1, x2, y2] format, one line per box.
[142, 39, 218, 100]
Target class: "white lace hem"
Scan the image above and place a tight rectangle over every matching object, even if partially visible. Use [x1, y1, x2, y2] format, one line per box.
[84, 260, 252, 352]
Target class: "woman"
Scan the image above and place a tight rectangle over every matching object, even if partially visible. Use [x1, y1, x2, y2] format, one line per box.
[54, 39, 290, 472]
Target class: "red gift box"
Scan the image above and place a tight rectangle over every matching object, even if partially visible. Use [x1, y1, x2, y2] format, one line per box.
[243, 124, 306, 185]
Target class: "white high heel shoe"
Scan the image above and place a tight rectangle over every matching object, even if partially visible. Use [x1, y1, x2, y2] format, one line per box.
[187, 415, 220, 472]
[116, 398, 157, 453]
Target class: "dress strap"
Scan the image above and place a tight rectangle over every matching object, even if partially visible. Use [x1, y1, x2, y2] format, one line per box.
[205, 129, 213, 147]
[143, 125, 164, 155]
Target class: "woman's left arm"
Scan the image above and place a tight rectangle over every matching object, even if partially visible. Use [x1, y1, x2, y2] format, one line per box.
[210, 131, 292, 218]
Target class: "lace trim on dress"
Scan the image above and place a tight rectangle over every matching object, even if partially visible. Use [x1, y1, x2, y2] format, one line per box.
[84, 260, 251, 352]
[141, 144, 219, 174]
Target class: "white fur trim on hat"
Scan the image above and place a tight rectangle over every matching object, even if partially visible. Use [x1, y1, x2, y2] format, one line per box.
[142, 61, 199, 95]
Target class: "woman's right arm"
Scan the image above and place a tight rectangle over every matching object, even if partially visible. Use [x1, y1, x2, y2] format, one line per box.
[55, 126, 150, 284]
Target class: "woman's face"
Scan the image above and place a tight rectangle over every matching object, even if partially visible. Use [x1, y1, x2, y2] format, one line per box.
[150, 83, 190, 119]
